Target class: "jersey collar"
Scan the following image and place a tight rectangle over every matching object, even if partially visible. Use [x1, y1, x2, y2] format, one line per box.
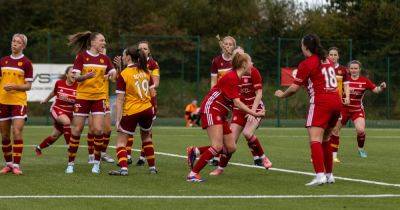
[86, 50, 99, 57]
[10, 54, 24, 60]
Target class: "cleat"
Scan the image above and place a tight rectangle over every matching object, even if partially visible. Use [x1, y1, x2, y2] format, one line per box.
[326, 174, 335, 184]
[101, 153, 115, 163]
[149, 168, 158, 174]
[209, 168, 224, 176]
[12, 167, 23, 175]
[136, 158, 145, 166]
[1, 165, 13, 174]
[109, 169, 128, 176]
[358, 149, 367, 158]
[209, 158, 219, 166]
[65, 165, 74, 174]
[127, 157, 133, 165]
[35, 146, 42, 156]
[88, 154, 95, 164]
[333, 157, 341, 163]
[186, 173, 204, 182]
[254, 158, 262, 166]
[305, 176, 327, 186]
[186, 146, 196, 169]
[91, 162, 100, 174]
[262, 156, 272, 169]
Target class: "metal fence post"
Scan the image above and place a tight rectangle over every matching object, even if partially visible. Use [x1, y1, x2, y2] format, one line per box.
[195, 35, 201, 101]
[276, 37, 281, 127]
[47, 31, 51, 63]
[386, 57, 391, 119]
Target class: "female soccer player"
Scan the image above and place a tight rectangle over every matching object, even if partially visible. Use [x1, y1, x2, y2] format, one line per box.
[35, 66, 77, 155]
[109, 47, 157, 176]
[210, 36, 236, 87]
[133, 41, 160, 166]
[0, 34, 33, 175]
[186, 53, 265, 182]
[329, 60, 386, 158]
[327, 47, 350, 163]
[275, 34, 341, 186]
[65, 31, 116, 174]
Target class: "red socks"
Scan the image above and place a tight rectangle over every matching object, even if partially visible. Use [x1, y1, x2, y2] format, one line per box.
[143, 141, 155, 167]
[39, 136, 58, 149]
[2, 137, 12, 163]
[116, 147, 128, 168]
[87, 133, 94, 155]
[329, 134, 340, 152]
[357, 132, 366, 148]
[218, 152, 232, 168]
[102, 132, 111, 153]
[246, 135, 264, 157]
[197, 146, 210, 155]
[12, 139, 23, 165]
[68, 135, 80, 162]
[63, 125, 71, 145]
[310, 141, 324, 173]
[322, 141, 333, 173]
[192, 147, 219, 173]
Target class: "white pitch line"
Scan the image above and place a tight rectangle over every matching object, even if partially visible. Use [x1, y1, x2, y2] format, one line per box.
[0, 194, 400, 199]
[26, 145, 400, 189]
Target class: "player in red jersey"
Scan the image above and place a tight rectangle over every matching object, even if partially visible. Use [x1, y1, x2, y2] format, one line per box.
[35, 66, 77, 155]
[275, 34, 342, 186]
[326, 47, 350, 163]
[329, 60, 386, 159]
[65, 31, 116, 174]
[0, 34, 33, 175]
[135, 41, 160, 166]
[186, 53, 265, 182]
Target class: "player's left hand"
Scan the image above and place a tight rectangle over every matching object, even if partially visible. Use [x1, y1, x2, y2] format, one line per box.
[274, 90, 284, 98]
[3, 84, 16, 91]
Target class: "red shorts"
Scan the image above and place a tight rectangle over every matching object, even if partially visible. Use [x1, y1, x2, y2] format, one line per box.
[200, 113, 231, 135]
[341, 108, 365, 125]
[231, 104, 264, 127]
[51, 107, 73, 133]
[74, 99, 105, 116]
[306, 102, 341, 129]
[118, 108, 154, 135]
[0, 104, 27, 121]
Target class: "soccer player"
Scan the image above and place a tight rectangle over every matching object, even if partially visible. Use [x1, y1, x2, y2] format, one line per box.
[327, 47, 350, 163]
[275, 34, 341, 186]
[329, 60, 386, 158]
[186, 53, 265, 182]
[86, 48, 115, 164]
[135, 41, 160, 166]
[35, 66, 77, 155]
[184, 100, 200, 127]
[0, 34, 33, 175]
[109, 46, 157, 176]
[65, 31, 116, 174]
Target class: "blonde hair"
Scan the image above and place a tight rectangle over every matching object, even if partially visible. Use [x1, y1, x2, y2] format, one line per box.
[223, 36, 236, 48]
[13, 34, 28, 47]
[348, 60, 362, 69]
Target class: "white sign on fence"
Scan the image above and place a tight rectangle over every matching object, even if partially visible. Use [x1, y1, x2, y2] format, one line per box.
[27, 64, 71, 102]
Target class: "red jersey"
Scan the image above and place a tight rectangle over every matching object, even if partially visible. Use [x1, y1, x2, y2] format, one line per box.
[51, 79, 77, 114]
[344, 76, 376, 112]
[294, 55, 339, 103]
[210, 54, 232, 81]
[200, 70, 241, 116]
[238, 67, 263, 107]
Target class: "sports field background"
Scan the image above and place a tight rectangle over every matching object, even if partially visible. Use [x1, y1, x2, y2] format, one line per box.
[0, 126, 399, 210]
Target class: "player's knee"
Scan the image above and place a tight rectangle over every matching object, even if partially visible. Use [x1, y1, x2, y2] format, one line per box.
[225, 144, 236, 154]
[211, 144, 223, 152]
[12, 127, 22, 138]
[242, 130, 253, 139]
[356, 128, 365, 135]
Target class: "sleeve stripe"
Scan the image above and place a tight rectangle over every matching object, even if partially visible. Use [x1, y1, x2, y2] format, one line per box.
[25, 78, 33, 82]
[116, 90, 125, 94]
[149, 85, 156, 89]
[211, 73, 217, 76]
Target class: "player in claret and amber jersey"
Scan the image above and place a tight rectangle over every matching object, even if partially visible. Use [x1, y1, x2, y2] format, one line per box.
[65, 31, 116, 174]
[329, 60, 386, 159]
[326, 47, 350, 163]
[186, 53, 265, 182]
[109, 47, 157, 176]
[210, 36, 236, 88]
[0, 34, 33, 175]
[35, 66, 77, 155]
[275, 34, 341, 186]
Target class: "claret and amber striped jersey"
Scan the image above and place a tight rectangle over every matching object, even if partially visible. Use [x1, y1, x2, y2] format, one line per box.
[147, 58, 160, 77]
[210, 54, 232, 81]
[116, 64, 154, 116]
[0, 54, 33, 106]
[73, 50, 115, 100]
[334, 64, 348, 97]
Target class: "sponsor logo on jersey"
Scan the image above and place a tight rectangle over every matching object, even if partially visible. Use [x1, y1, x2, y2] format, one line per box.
[100, 58, 104, 64]
[18, 62, 23, 66]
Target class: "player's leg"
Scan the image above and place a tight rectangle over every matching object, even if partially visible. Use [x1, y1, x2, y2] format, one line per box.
[87, 115, 95, 164]
[109, 132, 129, 176]
[35, 127, 62, 156]
[66, 115, 86, 173]
[354, 116, 367, 158]
[101, 112, 114, 163]
[0, 116, 13, 174]
[126, 134, 134, 164]
[10, 118, 26, 175]
[329, 120, 343, 163]
[306, 126, 327, 186]
[91, 113, 105, 173]
[137, 108, 157, 173]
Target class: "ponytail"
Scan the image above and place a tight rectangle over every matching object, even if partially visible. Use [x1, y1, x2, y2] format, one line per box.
[302, 34, 327, 61]
[68, 31, 101, 54]
[126, 46, 148, 71]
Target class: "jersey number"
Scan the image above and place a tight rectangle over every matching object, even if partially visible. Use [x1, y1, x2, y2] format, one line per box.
[321, 67, 338, 88]
[135, 80, 149, 99]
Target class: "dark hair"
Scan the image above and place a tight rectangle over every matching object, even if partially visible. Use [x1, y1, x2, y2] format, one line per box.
[137, 40, 152, 58]
[68, 31, 101, 54]
[302, 34, 327, 61]
[125, 46, 148, 71]
[59, 66, 73, 80]
[328, 46, 339, 54]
